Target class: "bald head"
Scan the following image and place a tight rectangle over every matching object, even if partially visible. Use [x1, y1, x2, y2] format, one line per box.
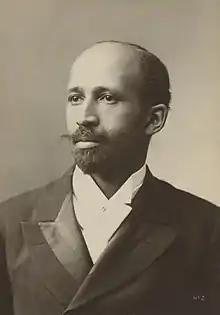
[69, 40, 171, 108]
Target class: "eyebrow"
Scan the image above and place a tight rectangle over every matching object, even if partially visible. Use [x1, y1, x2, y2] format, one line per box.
[67, 86, 84, 94]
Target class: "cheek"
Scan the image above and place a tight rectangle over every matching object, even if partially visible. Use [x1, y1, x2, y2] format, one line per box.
[65, 106, 78, 133]
[101, 106, 143, 135]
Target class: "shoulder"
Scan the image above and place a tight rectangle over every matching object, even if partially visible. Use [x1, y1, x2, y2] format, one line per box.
[151, 176, 220, 235]
[147, 176, 220, 260]
[0, 167, 73, 237]
[155, 176, 219, 213]
[0, 177, 60, 239]
[0, 186, 43, 236]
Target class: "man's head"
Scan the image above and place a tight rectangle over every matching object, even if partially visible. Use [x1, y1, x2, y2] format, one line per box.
[66, 41, 171, 175]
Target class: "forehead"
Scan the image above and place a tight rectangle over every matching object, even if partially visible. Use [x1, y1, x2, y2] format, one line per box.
[68, 43, 142, 91]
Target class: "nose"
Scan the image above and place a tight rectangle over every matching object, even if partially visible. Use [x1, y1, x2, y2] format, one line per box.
[76, 99, 99, 127]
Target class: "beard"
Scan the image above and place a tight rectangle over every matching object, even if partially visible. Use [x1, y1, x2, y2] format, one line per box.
[73, 145, 109, 174]
[70, 125, 145, 175]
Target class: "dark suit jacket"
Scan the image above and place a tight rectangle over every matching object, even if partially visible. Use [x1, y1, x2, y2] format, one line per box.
[0, 166, 220, 315]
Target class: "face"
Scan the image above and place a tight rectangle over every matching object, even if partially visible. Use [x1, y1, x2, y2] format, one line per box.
[66, 43, 149, 174]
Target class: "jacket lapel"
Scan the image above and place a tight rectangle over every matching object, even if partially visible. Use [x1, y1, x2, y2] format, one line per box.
[65, 170, 177, 312]
[20, 167, 93, 306]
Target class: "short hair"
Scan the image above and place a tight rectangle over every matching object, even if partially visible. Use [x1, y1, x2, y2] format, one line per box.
[96, 40, 171, 108]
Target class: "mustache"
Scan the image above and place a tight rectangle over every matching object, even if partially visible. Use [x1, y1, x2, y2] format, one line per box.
[60, 126, 108, 143]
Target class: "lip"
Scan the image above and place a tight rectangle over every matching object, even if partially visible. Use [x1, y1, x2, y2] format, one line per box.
[76, 141, 100, 149]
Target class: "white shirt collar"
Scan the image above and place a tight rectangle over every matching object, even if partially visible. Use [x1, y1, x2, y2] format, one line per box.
[73, 164, 146, 206]
[72, 164, 146, 263]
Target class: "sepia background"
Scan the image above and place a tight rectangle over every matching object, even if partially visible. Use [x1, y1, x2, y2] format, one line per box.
[0, 0, 219, 205]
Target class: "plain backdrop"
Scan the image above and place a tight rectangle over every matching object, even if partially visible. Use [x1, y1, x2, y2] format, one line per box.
[0, 0, 219, 205]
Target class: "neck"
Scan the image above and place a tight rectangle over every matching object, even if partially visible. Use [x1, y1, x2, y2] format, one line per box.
[91, 159, 146, 199]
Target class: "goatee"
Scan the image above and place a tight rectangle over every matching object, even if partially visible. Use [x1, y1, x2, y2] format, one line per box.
[72, 146, 110, 174]
[70, 125, 110, 174]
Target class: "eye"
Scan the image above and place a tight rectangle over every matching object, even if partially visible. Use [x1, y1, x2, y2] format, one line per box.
[68, 94, 84, 105]
[99, 94, 117, 104]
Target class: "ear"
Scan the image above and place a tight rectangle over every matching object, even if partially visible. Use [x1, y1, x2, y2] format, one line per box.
[145, 104, 169, 136]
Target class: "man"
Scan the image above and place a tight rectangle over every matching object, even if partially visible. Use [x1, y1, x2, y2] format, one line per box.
[0, 40, 220, 315]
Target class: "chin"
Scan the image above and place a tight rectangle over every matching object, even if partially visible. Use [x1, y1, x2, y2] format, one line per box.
[73, 148, 108, 174]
